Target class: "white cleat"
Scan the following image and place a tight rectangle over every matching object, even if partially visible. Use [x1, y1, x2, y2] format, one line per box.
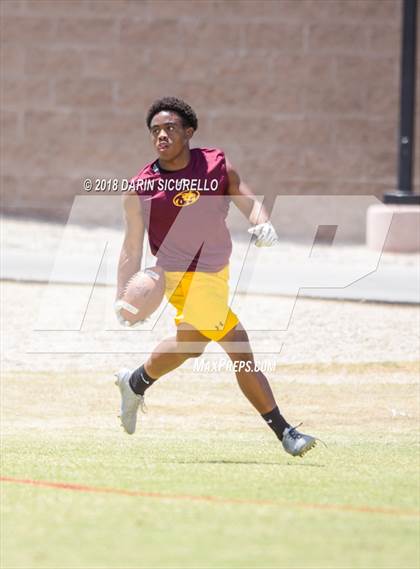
[114, 368, 146, 435]
[282, 424, 317, 457]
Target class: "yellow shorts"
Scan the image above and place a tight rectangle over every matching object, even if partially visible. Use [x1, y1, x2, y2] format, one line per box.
[164, 265, 239, 341]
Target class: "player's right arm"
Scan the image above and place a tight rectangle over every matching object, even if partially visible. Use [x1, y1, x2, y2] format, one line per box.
[116, 194, 145, 300]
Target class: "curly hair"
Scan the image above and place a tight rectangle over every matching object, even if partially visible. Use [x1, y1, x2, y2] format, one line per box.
[146, 97, 198, 131]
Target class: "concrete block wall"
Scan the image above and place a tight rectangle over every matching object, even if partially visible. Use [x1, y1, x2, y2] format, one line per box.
[1, 0, 419, 239]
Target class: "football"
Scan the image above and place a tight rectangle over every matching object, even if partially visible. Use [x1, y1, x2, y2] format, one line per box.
[119, 266, 165, 325]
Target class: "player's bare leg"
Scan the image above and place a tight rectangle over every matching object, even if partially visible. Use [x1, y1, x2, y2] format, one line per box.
[115, 325, 209, 435]
[217, 322, 276, 414]
[144, 325, 210, 379]
[218, 322, 317, 457]
[116, 320, 317, 455]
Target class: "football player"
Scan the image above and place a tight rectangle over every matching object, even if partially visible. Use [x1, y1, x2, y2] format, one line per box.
[115, 97, 318, 457]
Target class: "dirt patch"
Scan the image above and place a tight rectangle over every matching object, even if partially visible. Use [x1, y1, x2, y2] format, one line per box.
[2, 281, 419, 374]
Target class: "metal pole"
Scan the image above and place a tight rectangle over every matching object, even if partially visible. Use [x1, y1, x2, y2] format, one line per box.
[384, 0, 419, 204]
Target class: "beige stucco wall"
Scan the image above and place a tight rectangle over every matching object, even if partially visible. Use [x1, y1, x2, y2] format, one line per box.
[1, 0, 419, 239]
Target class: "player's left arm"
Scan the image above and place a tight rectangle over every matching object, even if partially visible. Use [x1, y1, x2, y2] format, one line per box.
[226, 162, 279, 247]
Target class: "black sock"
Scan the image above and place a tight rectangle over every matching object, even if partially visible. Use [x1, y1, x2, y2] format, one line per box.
[261, 406, 290, 441]
[129, 364, 157, 396]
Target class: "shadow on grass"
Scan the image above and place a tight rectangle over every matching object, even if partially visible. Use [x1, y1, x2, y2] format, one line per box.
[162, 459, 326, 467]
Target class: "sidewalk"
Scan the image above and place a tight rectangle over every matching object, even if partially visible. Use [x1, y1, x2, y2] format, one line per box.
[2, 217, 419, 304]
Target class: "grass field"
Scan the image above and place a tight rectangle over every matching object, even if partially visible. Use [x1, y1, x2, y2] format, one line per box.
[1, 362, 419, 569]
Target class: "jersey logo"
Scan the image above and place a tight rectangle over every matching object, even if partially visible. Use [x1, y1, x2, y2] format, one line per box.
[173, 190, 200, 207]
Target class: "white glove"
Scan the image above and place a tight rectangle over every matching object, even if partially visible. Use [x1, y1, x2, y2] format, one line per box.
[247, 221, 279, 247]
[114, 300, 147, 328]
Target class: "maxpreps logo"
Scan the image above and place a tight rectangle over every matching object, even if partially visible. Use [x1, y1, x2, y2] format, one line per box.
[173, 190, 200, 207]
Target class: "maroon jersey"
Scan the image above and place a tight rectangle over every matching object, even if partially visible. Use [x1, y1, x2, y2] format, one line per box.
[132, 147, 232, 272]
